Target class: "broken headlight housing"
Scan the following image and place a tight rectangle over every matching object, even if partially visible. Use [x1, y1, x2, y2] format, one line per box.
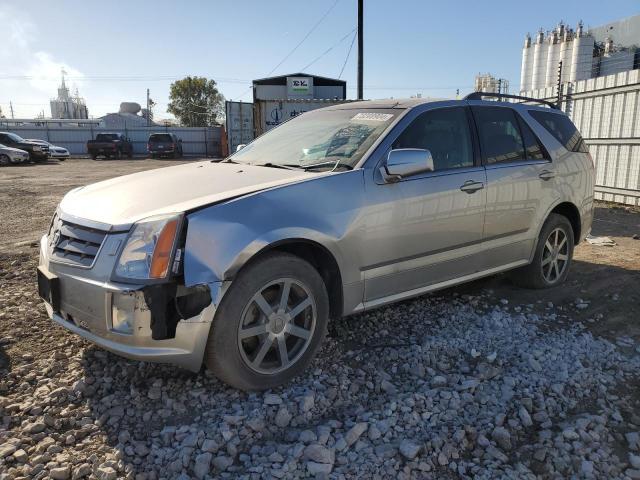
[114, 213, 183, 281]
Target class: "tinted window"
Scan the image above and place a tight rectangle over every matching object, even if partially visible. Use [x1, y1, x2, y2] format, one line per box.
[529, 110, 588, 153]
[517, 116, 547, 160]
[96, 134, 120, 141]
[473, 107, 525, 164]
[392, 107, 474, 170]
[149, 134, 173, 142]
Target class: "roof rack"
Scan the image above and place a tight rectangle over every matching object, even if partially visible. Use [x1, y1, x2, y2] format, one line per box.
[463, 92, 559, 109]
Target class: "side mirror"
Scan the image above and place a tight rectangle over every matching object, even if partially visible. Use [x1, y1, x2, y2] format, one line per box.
[381, 148, 434, 182]
[236, 144, 246, 152]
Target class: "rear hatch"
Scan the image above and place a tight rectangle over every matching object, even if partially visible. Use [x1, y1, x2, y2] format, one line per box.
[148, 134, 175, 152]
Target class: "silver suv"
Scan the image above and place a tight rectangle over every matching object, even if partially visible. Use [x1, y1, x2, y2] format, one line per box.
[38, 95, 594, 390]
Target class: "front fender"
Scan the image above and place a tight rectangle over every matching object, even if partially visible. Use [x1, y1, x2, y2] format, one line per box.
[182, 170, 365, 287]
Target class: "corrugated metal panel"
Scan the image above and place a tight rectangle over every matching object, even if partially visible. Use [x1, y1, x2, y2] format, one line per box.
[0, 125, 222, 157]
[253, 99, 356, 136]
[225, 101, 254, 153]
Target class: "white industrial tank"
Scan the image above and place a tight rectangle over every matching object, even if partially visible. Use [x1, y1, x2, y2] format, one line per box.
[531, 30, 548, 91]
[570, 22, 595, 82]
[545, 30, 560, 87]
[520, 34, 533, 92]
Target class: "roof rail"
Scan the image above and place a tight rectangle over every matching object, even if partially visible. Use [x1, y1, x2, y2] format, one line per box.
[463, 92, 559, 109]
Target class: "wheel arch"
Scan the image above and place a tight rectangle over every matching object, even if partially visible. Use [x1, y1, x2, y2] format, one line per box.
[549, 201, 581, 241]
[531, 200, 582, 258]
[234, 238, 344, 320]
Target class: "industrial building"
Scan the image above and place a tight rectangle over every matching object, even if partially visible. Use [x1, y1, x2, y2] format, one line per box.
[49, 71, 89, 119]
[474, 73, 509, 94]
[99, 102, 157, 129]
[520, 16, 640, 92]
[226, 72, 349, 152]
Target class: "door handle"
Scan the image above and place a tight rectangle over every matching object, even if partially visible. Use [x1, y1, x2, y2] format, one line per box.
[539, 170, 555, 181]
[460, 180, 484, 194]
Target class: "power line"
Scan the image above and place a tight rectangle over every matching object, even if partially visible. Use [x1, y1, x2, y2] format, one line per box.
[300, 28, 356, 72]
[265, 0, 341, 77]
[339, 30, 357, 79]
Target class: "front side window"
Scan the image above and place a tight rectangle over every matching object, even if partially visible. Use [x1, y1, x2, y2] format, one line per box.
[472, 107, 525, 164]
[392, 107, 474, 170]
[529, 110, 588, 153]
[5, 133, 24, 143]
[231, 108, 399, 171]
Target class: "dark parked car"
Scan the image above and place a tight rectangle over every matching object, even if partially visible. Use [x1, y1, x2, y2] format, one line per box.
[148, 133, 183, 158]
[0, 132, 49, 162]
[87, 133, 133, 160]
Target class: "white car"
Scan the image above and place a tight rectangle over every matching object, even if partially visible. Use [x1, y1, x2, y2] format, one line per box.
[0, 143, 30, 165]
[26, 139, 70, 160]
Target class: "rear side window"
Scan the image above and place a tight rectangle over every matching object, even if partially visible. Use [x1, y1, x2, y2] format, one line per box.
[392, 107, 474, 171]
[472, 107, 525, 164]
[149, 134, 173, 142]
[517, 115, 548, 160]
[528, 110, 588, 153]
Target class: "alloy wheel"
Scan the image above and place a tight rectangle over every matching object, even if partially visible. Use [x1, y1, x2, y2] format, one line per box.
[237, 278, 316, 374]
[541, 227, 569, 283]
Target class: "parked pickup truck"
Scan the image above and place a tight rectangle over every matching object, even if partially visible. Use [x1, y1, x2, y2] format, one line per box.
[0, 132, 49, 162]
[87, 133, 133, 160]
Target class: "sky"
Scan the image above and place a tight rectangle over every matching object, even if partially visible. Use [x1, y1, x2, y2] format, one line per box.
[1, 0, 638, 121]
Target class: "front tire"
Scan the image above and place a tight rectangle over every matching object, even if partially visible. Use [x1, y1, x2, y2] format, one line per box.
[511, 213, 574, 289]
[204, 252, 329, 391]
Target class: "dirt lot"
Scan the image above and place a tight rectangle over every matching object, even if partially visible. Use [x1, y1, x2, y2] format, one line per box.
[1, 158, 640, 479]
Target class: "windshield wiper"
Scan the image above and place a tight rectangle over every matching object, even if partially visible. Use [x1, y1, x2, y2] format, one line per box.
[253, 162, 304, 170]
[302, 161, 353, 171]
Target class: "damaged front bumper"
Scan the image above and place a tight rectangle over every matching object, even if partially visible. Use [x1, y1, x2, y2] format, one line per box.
[38, 235, 222, 372]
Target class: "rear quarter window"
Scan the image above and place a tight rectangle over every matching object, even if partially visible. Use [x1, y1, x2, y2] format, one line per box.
[528, 110, 588, 153]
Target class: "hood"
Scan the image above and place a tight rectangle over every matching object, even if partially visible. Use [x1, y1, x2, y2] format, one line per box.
[59, 161, 324, 229]
[0, 145, 28, 154]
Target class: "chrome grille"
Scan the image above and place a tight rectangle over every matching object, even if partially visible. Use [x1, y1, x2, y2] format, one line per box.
[49, 218, 107, 268]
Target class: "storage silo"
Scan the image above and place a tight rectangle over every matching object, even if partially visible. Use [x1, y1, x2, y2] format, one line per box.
[520, 34, 533, 92]
[570, 22, 595, 82]
[531, 30, 548, 91]
[544, 29, 560, 87]
[559, 27, 574, 83]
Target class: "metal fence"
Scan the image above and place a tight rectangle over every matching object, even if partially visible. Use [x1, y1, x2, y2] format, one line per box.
[523, 69, 640, 205]
[0, 123, 223, 157]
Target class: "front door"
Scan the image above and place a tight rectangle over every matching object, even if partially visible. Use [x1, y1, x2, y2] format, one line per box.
[361, 106, 487, 305]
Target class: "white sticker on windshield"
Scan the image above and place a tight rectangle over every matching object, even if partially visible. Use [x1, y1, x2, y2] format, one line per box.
[351, 112, 393, 122]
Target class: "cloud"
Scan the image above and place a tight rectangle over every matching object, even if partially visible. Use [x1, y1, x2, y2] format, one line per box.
[0, 4, 85, 117]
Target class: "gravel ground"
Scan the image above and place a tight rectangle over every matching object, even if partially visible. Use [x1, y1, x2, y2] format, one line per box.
[1, 160, 640, 479]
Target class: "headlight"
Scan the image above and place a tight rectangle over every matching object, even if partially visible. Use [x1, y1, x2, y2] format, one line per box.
[114, 213, 182, 280]
[32, 146, 41, 151]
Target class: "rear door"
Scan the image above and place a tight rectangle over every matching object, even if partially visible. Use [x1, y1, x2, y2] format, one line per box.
[361, 105, 487, 304]
[470, 104, 555, 270]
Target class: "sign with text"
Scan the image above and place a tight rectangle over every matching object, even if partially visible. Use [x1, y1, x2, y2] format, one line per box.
[287, 77, 313, 98]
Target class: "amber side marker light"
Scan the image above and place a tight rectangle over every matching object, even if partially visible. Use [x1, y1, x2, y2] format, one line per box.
[149, 218, 180, 279]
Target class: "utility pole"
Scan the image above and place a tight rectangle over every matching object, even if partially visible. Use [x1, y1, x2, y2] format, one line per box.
[556, 61, 563, 109]
[9, 101, 14, 119]
[146, 88, 150, 126]
[357, 0, 363, 100]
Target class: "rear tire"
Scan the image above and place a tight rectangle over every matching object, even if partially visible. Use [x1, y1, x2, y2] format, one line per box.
[0, 154, 10, 166]
[204, 252, 329, 391]
[511, 213, 574, 289]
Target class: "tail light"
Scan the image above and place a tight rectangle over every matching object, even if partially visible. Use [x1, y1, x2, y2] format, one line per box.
[147, 143, 151, 151]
